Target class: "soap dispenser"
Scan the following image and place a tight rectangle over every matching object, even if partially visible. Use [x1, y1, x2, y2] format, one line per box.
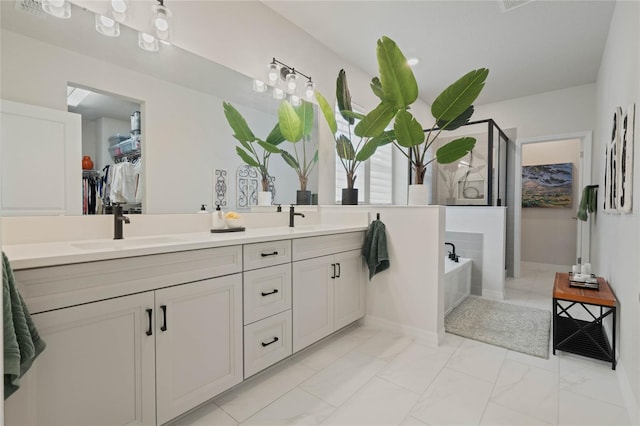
[212, 204, 226, 230]
[198, 204, 208, 214]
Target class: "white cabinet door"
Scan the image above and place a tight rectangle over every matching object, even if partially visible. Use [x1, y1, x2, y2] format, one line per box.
[292, 255, 334, 352]
[0, 100, 81, 216]
[334, 250, 365, 330]
[155, 274, 243, 425]
[4, 292, 156, 426]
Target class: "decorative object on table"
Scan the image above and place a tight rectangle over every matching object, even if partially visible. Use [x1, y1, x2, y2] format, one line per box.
[576, 184, 598, 221]
[316, 69, 383, 205]
[224, 211, 244, 229]
[236, 165, 258, 209]
[605, 103, 635, 214]
[445, 296, 550, 359]
[3, 252, 46, 399]
[81, 155, 93, 170]
[214, 169, 228, 208]
[277, 100, 318, 204]
[333, 36, 487, 205]
[223, 101, 284, 206]
[361, 214, 389, 279]
[522, 162, 573, 208]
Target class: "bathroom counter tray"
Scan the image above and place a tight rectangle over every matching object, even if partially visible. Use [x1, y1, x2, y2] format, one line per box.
[211, 227, 246, 233]
[568, 272, 599, 290]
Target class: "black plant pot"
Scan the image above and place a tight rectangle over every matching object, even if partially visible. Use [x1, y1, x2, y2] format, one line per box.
[341, 188, 358, 205]
[296, 190, 311, 205]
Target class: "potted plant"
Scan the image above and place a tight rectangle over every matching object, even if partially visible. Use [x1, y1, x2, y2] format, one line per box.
[222, 101, 283, 205]
[315, 69, 382, 205]
[277, 100, 318, 205]
[359, 36, 489, 204]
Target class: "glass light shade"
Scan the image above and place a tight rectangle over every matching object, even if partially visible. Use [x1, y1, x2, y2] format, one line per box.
[285, 71, 298, 94]
[110, 0, 128, 22]
[267, 63, 279, 86]
[42, 0, 71, 18]
[95, 14, 120, 37]
[304, 80, 315, 100]
[138, 32, 160, 52]
[253, 80, 267, 93]
[152, 3, 172, 42]
[290, 94, 302, 107]
[407, 57, 420, 66]
[272, 87, 285, 100]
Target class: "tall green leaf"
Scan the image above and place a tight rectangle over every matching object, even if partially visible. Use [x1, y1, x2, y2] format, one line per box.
[336, 69, 354, 124]
[223, 101, 255, 144]
[341, 110, 365, 121]
[313, 150, 318, 163]
[278, 100, 303, 142]
[280, 150, 300, 170]
[236, 146, 259, 167]
[266, 123, 285, 146]
[370, 129, 396, 147]
[336, 135, 355, 160]
[315, 90, 337, 134]
[436, 105, 475, 131]
[394, 110, 425, 148]
[436, 137, 476, 164]
[257, 140, 281, 154]
[431, 68, 489, 122]
[354, 102, 396, 138]
[296, 101, 314, 138]
[370, 77, 384, 101]
[376, 36, 418, 109]
[355, 138, 380, 162]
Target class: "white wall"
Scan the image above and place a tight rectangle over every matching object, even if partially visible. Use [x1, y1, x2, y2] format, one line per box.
[592, 1, 640, 417]
[81, 118, 98, 164]
[521, 139, 580, 266]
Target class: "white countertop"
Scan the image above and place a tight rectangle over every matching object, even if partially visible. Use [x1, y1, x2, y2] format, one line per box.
[3, 224, 367, 270]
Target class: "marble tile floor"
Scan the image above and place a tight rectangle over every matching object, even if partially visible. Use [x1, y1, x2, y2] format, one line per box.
[170, 263, 633, 426]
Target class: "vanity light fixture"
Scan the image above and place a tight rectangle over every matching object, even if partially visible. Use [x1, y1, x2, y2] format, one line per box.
[290, 94, 302, 107]
[41, 0, 71, 19]
[110, 0, 128, 22]
[152, 0, 172, 43]
[253, 79, 268, 93]
[95, 14, 120, 37]
[407, 57, 420, 66]
[260, 58, 315, 101]
[138, 32, 160, 52]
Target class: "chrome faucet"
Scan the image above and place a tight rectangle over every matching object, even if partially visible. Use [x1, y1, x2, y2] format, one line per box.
[113, 204, 130, 240]
[289, 205, 305, 227]
[445, 242, 459, 262]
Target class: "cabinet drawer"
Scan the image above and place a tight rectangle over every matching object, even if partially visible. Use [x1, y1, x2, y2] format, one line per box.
[243, 264, 292, 325]
[243, 310, 292, 378]
[243, 240, 292, 271]
[292, 232, 364, 261]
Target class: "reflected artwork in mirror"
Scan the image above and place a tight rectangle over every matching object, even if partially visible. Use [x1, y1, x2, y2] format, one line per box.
[0, 1, 319, 216]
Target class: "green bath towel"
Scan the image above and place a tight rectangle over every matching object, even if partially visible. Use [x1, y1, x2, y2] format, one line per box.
[577, 185, 598, 221]
[362, 220, 390, 279]
[3, 252, 45, 399]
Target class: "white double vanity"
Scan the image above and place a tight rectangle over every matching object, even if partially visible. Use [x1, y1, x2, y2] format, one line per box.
[3, 224, 366, 425]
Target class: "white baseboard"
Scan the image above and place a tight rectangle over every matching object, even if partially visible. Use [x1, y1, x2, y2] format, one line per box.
[616, 361, 640, 425]
[482, 288, 505, 300]
[363, 315, 440, 347]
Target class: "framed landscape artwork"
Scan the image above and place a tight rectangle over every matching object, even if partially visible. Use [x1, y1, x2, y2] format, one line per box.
[522, 163, 573, 208]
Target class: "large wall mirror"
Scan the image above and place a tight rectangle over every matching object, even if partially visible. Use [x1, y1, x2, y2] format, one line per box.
[0, 1, 318, 215]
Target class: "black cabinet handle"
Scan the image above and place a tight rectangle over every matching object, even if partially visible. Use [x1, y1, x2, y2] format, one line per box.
[261, 289, 279, 297]
[160, 305, 167, 332]
[261, 336, 279, 347]
[331, 263, 336, 279]
[261, 251, 279, 257]
[146, 308, 153, 336]
[336, 263, 341, 278]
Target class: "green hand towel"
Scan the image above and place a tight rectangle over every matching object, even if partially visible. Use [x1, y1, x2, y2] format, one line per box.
[577, 185, 598, 221]
[3, 252, 46, 400]
[362, 220, 390, 280]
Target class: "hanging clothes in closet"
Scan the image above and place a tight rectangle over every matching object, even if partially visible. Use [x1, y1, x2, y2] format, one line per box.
[82, 172, 100, 215]
[108, 157, 141, 205]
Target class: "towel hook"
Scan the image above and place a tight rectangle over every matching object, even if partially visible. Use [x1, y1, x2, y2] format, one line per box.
[376, 213, 380, 220]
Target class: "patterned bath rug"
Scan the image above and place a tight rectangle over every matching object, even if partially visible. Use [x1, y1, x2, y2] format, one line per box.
[445, 296, 551, 358]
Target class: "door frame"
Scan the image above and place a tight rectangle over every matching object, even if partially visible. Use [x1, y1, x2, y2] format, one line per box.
[513, 131, 592, 277]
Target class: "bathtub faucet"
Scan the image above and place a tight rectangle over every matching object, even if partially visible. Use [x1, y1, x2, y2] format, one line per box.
[445, 242, 459, 263]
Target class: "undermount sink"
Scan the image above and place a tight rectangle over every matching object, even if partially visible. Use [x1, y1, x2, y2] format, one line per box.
[72, 236, 183, 250]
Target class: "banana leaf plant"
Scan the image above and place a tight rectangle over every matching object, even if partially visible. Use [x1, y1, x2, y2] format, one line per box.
[277, 100, 318, 191]
[360, 36, 489, 184]
[222, 101, 284, 192]
[315, 69, 382, 190]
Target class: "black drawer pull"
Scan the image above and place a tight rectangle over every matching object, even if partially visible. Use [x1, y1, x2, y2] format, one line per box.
[146, 308, 153, 336]
[261, 289, 279, 297]
[261, 251, 279, 257]
[331, 263, 336, 279]
[261, 336, 279, 347]
[160, 305, 168, 332]
[336, 263, 341, 278]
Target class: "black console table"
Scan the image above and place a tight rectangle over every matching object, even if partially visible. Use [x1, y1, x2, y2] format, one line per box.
[553, 272, 617, 369]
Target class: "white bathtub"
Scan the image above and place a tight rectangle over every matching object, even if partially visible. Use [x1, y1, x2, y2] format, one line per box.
[444, 257, 472, 316]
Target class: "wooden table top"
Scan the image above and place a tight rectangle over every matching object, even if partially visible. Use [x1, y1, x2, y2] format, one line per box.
[553, 272, 616, 307]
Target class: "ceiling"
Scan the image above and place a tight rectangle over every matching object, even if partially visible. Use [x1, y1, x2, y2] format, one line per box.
[263, 0, 615, 105]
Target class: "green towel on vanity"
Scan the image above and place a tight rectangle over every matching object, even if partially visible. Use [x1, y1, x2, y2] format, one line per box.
[3, 252, 45, 399]
[577, 185, 598, 221]
[362, 220, 390, 280]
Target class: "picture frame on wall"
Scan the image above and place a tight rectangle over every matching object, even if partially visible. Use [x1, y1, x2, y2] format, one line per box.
[522, 163, 573, 208]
